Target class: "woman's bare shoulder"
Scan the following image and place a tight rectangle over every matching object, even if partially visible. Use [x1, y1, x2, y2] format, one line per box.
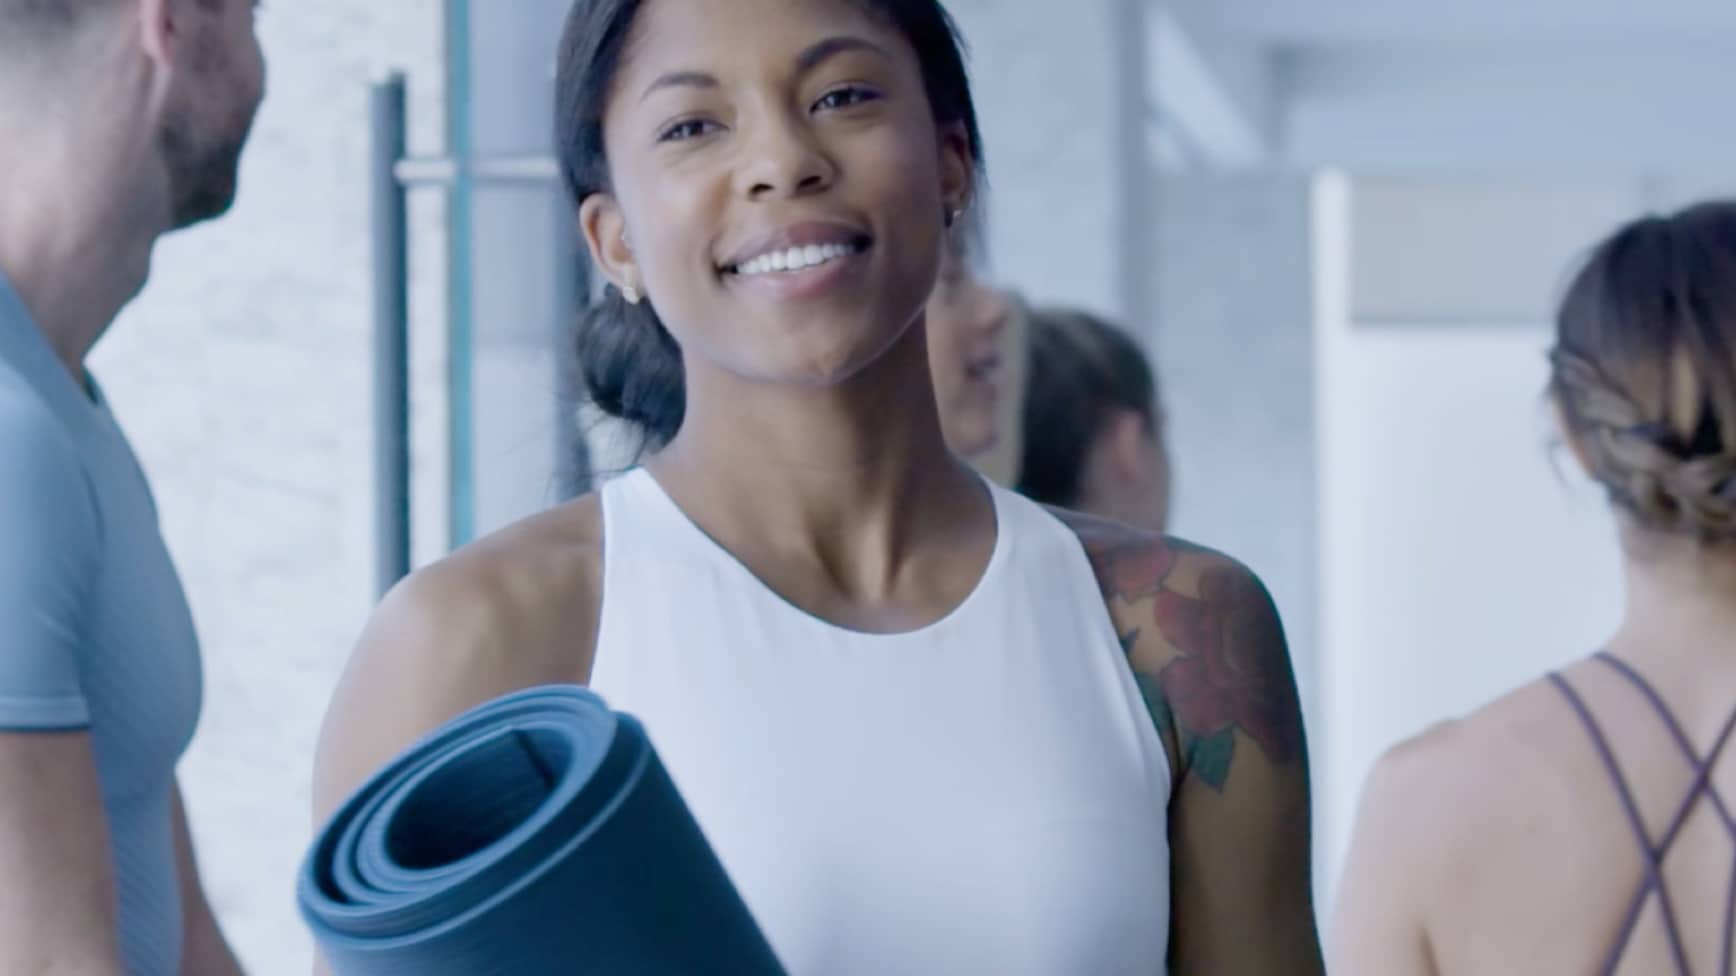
[380, 492, 604, 675]
[1351, 673, 1599, 879]
[1379, 673, 1601, 798]
[1046, 506, 1304, 788]
[312, 494, 605, 822]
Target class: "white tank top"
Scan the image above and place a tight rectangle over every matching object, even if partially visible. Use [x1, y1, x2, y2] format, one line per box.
[590, 468, 1172, 975]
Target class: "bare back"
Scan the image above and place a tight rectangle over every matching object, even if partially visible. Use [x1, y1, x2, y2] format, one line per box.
[1333, 648, 1736, 975]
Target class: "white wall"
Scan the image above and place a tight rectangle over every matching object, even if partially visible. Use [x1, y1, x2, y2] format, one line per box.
[1283, 41, 1736, 171]
[1312, 176, 1625, 900]
[1348, 176, 1642, 324]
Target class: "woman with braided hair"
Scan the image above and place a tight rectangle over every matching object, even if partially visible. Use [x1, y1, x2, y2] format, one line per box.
[1333, 200, 1736, 975]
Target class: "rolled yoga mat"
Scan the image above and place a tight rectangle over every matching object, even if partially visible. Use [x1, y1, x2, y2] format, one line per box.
[298, 685, 786, 975]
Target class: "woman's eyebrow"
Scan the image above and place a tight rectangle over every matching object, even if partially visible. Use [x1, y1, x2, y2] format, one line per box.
[638, 34, 891, 103]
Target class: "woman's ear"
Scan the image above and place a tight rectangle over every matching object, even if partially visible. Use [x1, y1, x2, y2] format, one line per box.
[578, 193, 643, 303]
[936, 122, 974, 219]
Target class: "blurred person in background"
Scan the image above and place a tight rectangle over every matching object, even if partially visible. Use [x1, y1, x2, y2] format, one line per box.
[924, 204, 1029, 486]
[1016, 306, 1170, 533]
[0, 0, 264, 972]
[1333, 200, 1736, 976]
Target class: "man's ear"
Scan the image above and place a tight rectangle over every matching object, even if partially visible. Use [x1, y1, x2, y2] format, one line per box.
[136, 0, 178, 70]
[126, 0, 187, 124]
[578, 193, 642, 302]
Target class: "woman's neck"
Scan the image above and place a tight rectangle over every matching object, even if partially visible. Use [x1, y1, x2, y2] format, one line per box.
[1614, 528, 1736, 665]
[651, 325, 985, 597]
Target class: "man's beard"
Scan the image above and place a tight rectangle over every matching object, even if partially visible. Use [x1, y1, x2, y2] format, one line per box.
[158, 100, 252, 230]
[156, 18, 257, 233]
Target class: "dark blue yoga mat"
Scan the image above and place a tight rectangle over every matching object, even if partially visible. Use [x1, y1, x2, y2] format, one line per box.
[298, 685, 786, 975]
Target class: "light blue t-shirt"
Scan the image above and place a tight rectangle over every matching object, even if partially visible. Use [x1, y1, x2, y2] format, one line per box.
[0, 273, 202, 975]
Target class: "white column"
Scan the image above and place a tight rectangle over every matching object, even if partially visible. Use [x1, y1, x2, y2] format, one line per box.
[945, 0, 1153, 324]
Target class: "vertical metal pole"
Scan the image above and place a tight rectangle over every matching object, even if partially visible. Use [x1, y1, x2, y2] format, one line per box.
[444, 0, 477, 548]
[370, 72, 412, 597]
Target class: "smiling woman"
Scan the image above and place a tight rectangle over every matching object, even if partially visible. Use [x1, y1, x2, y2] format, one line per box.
[311, 0, 1323, 973]
[560, 0, 982, 451]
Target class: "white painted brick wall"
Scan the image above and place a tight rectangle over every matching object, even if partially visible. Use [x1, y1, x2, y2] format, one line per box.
[91, 4, 445, 970]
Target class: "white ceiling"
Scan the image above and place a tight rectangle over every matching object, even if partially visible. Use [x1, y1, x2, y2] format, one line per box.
[1158, 0, 1736, 171]
[1194, 0, 1736, 44]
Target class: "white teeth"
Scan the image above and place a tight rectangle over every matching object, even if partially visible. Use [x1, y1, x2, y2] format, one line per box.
[732, 241, 861, 277]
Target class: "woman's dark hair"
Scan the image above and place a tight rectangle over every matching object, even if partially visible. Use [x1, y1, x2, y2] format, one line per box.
[1015, 307, 1159, 507]
[555, 0, 985, 452]
[1550, 199, 1736, 541]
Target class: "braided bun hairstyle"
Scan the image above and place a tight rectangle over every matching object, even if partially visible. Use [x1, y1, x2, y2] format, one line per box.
[1550, 201, 1736, 541]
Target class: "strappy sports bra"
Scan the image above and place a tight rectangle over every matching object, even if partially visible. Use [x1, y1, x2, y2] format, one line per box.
[1549, 651, 1736, 975]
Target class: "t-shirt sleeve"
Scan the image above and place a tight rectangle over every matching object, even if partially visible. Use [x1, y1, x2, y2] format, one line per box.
[0, 403, 97, 731]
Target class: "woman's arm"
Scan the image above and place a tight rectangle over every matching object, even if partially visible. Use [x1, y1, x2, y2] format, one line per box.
[310, 513, 602, 976]
[308, 570, 546, 976]
[313, 570, 531, 828]
[1066, 513, 1324, 974]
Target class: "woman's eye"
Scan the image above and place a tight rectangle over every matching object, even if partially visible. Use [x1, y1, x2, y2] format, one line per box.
[814, 86, 880, 112]
[658, 119, 717, 143]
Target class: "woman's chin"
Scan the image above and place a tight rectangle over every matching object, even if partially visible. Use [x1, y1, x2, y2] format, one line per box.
[948, 422, 999, 461]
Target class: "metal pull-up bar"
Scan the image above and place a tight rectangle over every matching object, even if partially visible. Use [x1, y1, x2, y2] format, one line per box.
[368, 71, 587, 598]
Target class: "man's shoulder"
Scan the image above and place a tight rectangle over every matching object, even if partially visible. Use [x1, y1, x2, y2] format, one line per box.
[0, 370, 91, 492]
[0, 368, 109, 583]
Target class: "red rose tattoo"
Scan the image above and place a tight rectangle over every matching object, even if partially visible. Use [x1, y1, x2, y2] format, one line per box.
[1084, 537, 1180, 601]
[1064, 510, 1302, 793]
[1150, 564, 1302, 789]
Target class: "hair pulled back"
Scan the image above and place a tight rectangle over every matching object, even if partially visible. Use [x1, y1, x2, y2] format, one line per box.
[1015, 307, 1158, 507]
[1551, 200, 1736, 541]
[555, 0, 984, 451]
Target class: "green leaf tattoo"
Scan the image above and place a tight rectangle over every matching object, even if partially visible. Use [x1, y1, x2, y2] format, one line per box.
[1081, 513, 1306, 796]
[1189, 729, 1235, 791]
[1133, 667, 1166, 733]
[1133, 667, 1236, 792]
